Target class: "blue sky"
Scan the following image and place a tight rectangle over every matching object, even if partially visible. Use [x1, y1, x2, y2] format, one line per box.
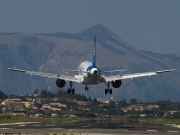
[0, 0, 179, 53]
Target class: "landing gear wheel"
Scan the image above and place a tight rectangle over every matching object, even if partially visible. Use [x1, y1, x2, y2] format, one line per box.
[68, 89, 70, 94]
[72, 89, 75, 94]
[85, 87, 89, 91]
[67, 81, 75, 94]
[105, 89, 108, 95]
[109, 89, 112, 94]
[85, 84, 89, 91]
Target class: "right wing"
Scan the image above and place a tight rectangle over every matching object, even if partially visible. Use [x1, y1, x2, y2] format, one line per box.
[8, 68, 81, 83]
[104, 69, 175, 82]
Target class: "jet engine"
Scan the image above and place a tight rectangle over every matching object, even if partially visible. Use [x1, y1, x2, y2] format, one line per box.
[91, 68, 99, 75]
[111, 80, 122, 88]
[56, 79, 66, 88]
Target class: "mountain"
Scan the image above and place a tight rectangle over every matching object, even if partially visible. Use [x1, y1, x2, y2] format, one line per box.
[0, 24, 180, 101]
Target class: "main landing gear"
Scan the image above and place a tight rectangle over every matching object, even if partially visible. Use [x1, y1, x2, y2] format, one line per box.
[105, 82, 112, 95]
[67, 81, 75, 94]
[85, 84, 89, 91]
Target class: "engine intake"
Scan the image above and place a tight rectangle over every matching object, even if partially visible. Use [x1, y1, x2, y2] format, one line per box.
[56, 79, 66, 88]
[111, 80, 122, 88]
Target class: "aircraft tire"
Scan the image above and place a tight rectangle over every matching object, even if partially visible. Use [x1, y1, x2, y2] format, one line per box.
[72, 89, 75, 94]
[105, 89, 108, 95]
[109, 89, 112, 94]
[67, 89, 70, 94]
[85, 87, 89, 91]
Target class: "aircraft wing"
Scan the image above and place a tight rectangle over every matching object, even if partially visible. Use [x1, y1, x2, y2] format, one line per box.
[8, 68, 81, 83]
[104, 69, 175, 82]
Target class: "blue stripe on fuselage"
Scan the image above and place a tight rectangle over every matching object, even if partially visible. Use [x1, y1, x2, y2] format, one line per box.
[86, 65, 100, 72]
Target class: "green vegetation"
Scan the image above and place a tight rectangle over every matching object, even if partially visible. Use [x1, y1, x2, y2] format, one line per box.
[1, 89, 180, 126]
[0, 115, 90, 124]
[140, 118, 180, 125]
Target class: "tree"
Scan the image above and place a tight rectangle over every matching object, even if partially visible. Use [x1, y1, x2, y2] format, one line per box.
[0, 107, 2, 114]
[109, 100, 115, 108]
[36, 103, 42, 109]
[129, 98, 138, 105]
[156, 110, 164, 118]
[34, 89, 39, 94]
[0, 90, 7, 99]
[81, 95, 88, 101]
[118, 99, 128, 108]
[47, 91, 55, 98]
[93, 98, 97, 102]
[85, 111, 96, 118]
[40, 89, 47, 98]
[172, 111, 180, 119]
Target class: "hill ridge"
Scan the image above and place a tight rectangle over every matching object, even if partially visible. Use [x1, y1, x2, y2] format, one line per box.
[0, 25, 179, 101]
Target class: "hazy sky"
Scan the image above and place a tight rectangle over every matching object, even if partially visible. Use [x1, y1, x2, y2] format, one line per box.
[0, 0, 179, 54]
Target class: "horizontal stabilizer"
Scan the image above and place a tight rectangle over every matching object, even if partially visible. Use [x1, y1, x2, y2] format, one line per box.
[101, 69, 127, 73]
[63, 69, 89, 73]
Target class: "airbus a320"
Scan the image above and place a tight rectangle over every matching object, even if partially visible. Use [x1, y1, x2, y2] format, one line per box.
[8, 36, 175, 94]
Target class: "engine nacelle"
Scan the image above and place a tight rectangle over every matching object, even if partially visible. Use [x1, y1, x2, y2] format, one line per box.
[91, 68, 99, 75]
[56, 79, 66, 88]
[111, 80, 122, 88]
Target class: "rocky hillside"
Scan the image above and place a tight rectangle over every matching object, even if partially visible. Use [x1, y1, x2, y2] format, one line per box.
[0, 24, 180, 101]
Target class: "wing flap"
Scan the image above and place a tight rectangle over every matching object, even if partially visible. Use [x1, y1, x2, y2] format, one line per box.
[104, 69, 175, 82]
[121, 72, 156, 79]
[8, 68, 81, 83]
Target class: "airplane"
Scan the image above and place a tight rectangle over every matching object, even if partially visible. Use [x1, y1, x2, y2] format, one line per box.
[8, 36, 175, 95]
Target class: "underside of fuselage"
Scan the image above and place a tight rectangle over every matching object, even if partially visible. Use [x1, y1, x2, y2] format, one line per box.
[82, 74, 102, 85]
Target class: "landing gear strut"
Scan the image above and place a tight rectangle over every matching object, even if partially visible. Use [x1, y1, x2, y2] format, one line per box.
[85, 84, 89, 91]
[105, 82, 112, 95]
[67, 81, 75, 94]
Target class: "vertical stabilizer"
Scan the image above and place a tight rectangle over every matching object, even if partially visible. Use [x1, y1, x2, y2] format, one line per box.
[92, 36, 96, 67]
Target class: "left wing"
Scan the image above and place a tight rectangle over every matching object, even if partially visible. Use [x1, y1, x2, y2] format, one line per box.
[8, 68, 81, 83]
[104, 69, 175, 82]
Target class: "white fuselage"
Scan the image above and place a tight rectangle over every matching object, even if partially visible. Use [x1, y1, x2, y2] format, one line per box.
[78, 61, 102, 85]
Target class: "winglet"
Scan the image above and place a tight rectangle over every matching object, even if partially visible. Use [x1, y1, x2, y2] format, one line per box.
[92, 36, 96, 68]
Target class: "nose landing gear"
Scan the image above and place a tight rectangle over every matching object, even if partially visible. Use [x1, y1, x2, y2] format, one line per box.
[85, 84, 89, 91]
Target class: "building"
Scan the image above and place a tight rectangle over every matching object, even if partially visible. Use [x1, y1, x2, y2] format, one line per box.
[146, 104, 159, 110]
[121, 106, 133, 112]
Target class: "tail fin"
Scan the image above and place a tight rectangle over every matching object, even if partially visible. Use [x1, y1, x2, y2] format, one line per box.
[92, 36, 96, 67]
